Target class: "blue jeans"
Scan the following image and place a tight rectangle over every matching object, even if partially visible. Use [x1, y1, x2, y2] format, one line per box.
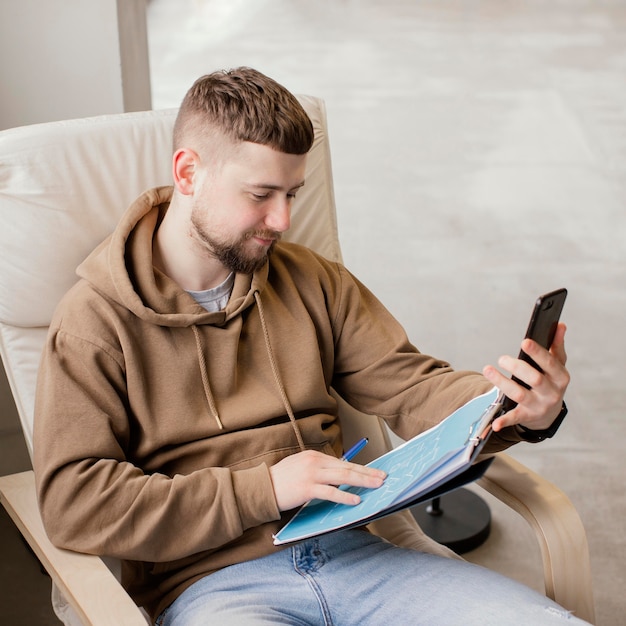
[156, 530, 587, 625]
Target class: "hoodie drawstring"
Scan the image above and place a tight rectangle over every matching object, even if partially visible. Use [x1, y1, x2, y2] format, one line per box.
[192, 325, 224, 430]
[254, 291, 306, 452]
[191, 295, 306, 451]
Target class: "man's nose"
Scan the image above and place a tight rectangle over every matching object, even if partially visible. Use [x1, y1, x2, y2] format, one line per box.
[264, 196, 292, 233]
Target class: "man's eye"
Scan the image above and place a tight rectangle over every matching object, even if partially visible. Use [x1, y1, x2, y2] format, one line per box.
[251, 193, 269, 201]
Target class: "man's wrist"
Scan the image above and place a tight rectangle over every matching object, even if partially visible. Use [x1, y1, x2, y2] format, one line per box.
[515, 402, 568, 442]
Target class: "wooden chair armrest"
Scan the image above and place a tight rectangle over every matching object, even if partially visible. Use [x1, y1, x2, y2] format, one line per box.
[0, 471, 148, 626]
[2, 460, 593, 624]
[477, 453, 595, 624]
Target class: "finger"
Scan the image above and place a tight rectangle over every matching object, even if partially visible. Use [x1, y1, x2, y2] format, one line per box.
[343, 461, 387, 480]
[311, 484, 363, 506]
[311, 465, 386, 506]
[517, 344, 569, 397]
[549, 322, 567, 365]
[500, 353, 543, 389]
[483, 365, 550, 432]
[520, 322, 567, 371]
[492, 408, 522, 432]
[320, 463, 386, 489]
[482, 363, 536, 402]
[482, 363, 508, 389]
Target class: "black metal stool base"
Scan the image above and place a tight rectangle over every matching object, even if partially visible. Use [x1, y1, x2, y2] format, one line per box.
[409, 488, 491, 554]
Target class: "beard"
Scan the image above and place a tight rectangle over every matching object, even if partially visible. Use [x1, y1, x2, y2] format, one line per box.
[191, 211, 281, 275]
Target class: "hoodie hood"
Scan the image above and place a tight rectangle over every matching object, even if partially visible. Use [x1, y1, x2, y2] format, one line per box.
[77, 186, 266, 328]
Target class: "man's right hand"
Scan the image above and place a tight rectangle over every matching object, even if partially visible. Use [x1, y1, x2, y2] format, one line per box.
[269, 450, 386, 511]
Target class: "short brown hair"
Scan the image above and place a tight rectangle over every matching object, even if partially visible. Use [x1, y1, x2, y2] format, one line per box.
[173, 67, 314, 155]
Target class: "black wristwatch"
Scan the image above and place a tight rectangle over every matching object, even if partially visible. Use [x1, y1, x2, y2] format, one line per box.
[516, 402, 568, 442]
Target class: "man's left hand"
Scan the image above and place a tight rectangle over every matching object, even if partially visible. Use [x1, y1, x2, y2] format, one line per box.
[483, 322, 569, 433]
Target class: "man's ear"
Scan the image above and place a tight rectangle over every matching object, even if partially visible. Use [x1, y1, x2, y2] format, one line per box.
[172, 148, 198, 195]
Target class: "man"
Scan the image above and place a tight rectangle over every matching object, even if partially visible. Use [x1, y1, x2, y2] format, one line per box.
[34, 67, 580, 625]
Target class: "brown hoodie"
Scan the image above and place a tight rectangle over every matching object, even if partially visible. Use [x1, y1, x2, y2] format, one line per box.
[33, 186, 520, 620]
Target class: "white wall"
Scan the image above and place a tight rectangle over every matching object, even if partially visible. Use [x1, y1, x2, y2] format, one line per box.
[0, 0, 151, 130]
[0, 0, 152, 468]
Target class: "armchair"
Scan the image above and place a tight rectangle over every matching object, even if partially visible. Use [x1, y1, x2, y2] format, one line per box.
[0, 97, 595, 625]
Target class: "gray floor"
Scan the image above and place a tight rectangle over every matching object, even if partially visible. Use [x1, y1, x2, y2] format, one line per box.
[1, 1, 625, 624]
[148, 2, 626, 624]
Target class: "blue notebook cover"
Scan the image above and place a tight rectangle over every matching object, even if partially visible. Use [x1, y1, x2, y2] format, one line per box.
[273, 387, 502, 545]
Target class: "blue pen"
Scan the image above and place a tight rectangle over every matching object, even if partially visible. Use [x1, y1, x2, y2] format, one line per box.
[341, 437, 369, 462]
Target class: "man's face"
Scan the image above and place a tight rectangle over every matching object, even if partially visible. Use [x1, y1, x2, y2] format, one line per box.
[190, 141, 307, 274]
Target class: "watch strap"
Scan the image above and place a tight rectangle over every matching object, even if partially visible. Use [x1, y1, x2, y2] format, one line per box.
[516, 402, 568, 442]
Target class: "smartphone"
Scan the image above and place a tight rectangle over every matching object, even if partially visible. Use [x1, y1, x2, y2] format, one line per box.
[501, 288, 568, 412]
